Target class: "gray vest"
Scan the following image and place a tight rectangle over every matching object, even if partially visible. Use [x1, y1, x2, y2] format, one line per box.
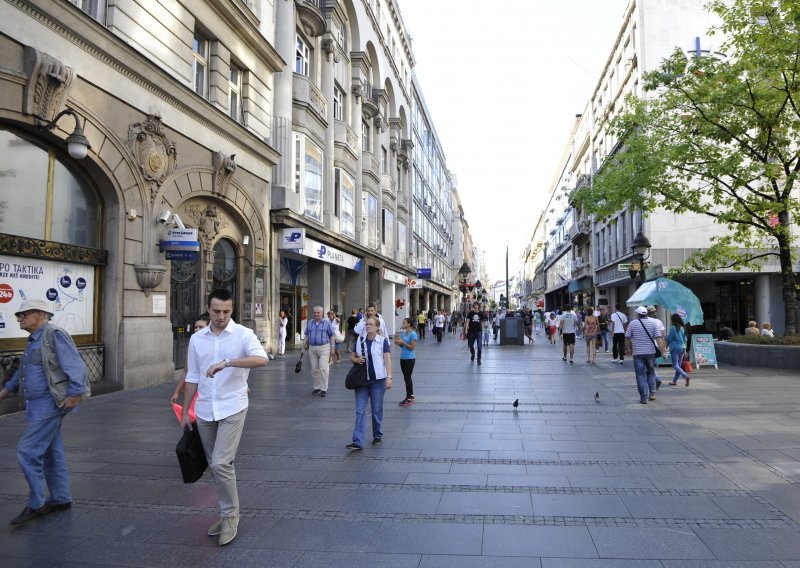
[38, 323, 90, 406]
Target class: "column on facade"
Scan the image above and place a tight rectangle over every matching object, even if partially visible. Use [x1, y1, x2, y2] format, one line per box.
[321, 35, 336, 224]
[345, 269, 367, 314]
[307, 262, 331, 314]
[754, 274, 773, 329]
[272, 1, 295, 194]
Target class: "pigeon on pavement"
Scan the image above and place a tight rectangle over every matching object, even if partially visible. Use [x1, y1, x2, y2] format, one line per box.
[512, 399, 519, 409]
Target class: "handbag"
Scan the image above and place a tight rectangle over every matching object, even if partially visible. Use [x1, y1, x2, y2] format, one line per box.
[681, 353, 693, 373]
[346, 338, 368, 389]
[294, 352, 303, 373]
[175, 424, 208, 483]
[171, 392, 197, 424]
[637, 319, 662, 359]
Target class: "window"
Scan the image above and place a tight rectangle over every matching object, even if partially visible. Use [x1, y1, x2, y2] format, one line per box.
[295, 35, 310, 77]
[293, 133, 324, 221]
[333, 84, 344, 121]
[71, 0, 105, 20]
[362, 120, 371, 152]
[382, 208, 394, 252]
[229, 64, 243, 124]
[333, 17, 347, 51]
[381, 146, 388, 174]
[337, 168, 356, 239]
[398, 221, 407, 261]
[367, 194, 378, 249]
[0, 129, 100, 247]
[193, 30, 209, 99]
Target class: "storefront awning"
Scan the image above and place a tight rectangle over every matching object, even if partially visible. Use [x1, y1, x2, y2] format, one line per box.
[567, 276, 592, 293]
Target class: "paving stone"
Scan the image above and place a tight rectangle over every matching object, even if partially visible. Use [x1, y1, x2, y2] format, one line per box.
[532, 494, 630, 518]
[588, 526, 715, 559]
[482, 525, 597, 558]
[692, 528, 800, 560]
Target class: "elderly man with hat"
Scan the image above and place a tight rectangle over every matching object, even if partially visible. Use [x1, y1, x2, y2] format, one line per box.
[0, 299, 89, 525]
[624, 305, 665, 404]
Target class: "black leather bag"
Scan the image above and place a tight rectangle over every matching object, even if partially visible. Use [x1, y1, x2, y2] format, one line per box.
[294, 352, 303, 373]
[345, 362, 367, 389]
[345, 338, 368, 389]
[175, 424, 207, 483]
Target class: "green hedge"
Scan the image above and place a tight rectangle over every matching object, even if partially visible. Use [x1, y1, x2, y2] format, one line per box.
[727, 334, 800, 346]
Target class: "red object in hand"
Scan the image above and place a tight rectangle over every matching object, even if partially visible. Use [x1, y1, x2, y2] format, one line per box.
[172, 392, 198, 424]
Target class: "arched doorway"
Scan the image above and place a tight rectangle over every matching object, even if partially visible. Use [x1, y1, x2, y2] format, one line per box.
[212, 238, 239, 318]
[170, 259, 201, 368]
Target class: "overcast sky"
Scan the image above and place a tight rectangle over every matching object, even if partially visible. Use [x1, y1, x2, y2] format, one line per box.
[398, 0, 630, 282]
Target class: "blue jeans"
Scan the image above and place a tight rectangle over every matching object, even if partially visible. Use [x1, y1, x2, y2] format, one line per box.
[670, 347, 688, 382]
[352, 379, 387, 447]
[599, 329, 610, 351]
[467, 331, 482, 360]
[633, 354, 657, 401]
[17, 414, 71, 509]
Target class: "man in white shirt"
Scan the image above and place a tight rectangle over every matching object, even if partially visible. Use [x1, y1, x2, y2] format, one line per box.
[610, 304, 629, 364]
[559, 305, 578, 364]
[646, 305, 665, 388]
[181, 289, 268, 546]
[434, 309, 446, 342]
[353, 303, 388, 338]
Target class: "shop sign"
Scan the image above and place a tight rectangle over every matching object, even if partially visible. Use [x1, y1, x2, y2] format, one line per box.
[406, 278, 422, 289]
[288, 237, 362, 271]
[160, 228, 199, 253]
[278, 228, 306, 249]
[0, 255, 95, 338]
[384, 268, 407, 285]
[416, 268, 432, 279]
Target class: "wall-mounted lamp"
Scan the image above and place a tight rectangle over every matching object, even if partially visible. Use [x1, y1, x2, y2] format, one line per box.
[242, 235, 250, 246]
[38, 109, 91, 160]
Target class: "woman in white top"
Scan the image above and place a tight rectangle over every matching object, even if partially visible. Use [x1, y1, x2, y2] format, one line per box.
[761, 322, 774, 337]
[278, 310, 288, 355]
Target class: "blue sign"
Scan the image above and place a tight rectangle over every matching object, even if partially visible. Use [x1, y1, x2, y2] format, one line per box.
[166, 251, 198, 261]
[417, 268, 432, 279]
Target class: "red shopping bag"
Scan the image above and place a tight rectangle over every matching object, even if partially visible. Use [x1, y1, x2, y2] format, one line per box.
[172, 392, 198, 424]
[681, 354, 693, 373]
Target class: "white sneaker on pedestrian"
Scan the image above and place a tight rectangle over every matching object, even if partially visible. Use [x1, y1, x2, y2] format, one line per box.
[219, 516, 238, 546]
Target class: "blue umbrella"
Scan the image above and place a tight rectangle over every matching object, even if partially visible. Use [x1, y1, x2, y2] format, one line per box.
[626, 277, 704, 325]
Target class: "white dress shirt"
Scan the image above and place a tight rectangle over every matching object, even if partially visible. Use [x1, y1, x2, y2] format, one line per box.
[353, 314, 388, 338]
[186, 319, 267, 421]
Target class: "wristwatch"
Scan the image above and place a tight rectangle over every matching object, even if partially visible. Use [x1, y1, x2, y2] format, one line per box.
[223, 358, 231, 367]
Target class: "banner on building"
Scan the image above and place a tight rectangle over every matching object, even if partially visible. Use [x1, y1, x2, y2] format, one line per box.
[287, 237, 362, 271]
[0, 255, 95, 338]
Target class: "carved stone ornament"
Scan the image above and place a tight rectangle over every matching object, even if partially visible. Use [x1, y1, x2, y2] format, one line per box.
[186, 204, 228, 247]
[133, 264, 166, 297]
[351, 82, 363, 99]
[127, 115, 177, 204]
[212, 152, 237, 198]
[22, 47, 74, 122]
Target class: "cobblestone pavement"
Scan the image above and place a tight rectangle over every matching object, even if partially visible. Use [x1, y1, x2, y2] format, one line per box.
[3, 331, 800, 566]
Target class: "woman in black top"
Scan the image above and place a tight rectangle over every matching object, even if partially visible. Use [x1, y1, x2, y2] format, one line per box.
[346, 309, 360, 352]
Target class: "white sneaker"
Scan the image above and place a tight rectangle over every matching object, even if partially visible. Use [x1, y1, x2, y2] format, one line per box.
[219, 516, 238, 546]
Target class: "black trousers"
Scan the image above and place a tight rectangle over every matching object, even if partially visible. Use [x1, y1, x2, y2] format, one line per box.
[417, 324, 426, 339]
[612, 333, 626, 361]
[400, 358, 415, 398]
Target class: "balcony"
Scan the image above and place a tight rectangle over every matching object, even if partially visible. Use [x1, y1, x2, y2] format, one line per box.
[569, 218, 591, 244]
[295, 0, 326, 38]
[381, 174, 396, 197]
[334, 120, 358, 156]
[361, 82, 379, 119]
[575, 174, 592, 190]
[292, 74, 327, 123]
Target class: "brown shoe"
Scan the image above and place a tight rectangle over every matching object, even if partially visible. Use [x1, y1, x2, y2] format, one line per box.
[10, 505, 48, 526]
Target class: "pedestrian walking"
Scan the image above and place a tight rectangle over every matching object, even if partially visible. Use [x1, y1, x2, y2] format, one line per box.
[327, 310, 343, 364]
[523, 309, 534, 344]
[624, 306, 665, 404]
[0, 299, 90, 526]
[548, 312, 558, 344]
[559, 305, 577, 364]
[347, 316, 392, 449]
[277, 310, 288, 356]
[646, 306, 665, 388]
[610, 304, 628, 364]
[346, 308, 360, 352]
[171, 313, 211, 404]
[353, 303, 388, 338]
[667, 313, 690, 386]
[582, 308, 599, 364]
[301, 306, 336, 397]
[465, 301, 485, 365]
[598, 306, 610, 353]
[434, 309, 446, 342]
[394, 317, 417, 406]
[180, 289, 268, 545]
[416, 310, 426, 340]
[482, 316, 491, 346]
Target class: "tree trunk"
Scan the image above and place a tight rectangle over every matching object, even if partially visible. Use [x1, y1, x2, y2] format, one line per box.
[777, 232, 797, 335]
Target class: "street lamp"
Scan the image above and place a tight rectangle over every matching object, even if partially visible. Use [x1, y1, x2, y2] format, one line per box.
[458, 262, 471, 313]
[628, 229, 652, 284]
[37, 108, 92, 159]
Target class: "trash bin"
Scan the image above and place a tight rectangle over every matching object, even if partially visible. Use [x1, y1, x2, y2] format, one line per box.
[500, 317, 524, 345]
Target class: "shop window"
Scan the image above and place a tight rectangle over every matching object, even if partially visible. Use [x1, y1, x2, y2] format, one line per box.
[293, 133, 323, 222]
[0, 129, 99, 248]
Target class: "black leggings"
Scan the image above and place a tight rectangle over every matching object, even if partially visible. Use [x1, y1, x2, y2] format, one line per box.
[400, 358, 415, 398]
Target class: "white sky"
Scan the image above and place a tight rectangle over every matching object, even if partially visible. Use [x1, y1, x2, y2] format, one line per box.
[398, 0, 630, 282]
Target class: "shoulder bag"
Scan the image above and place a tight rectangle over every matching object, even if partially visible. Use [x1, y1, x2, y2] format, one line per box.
[638, 319, 662, 359]
[345, 338, 368, 389]
[175, 424, 208, 483]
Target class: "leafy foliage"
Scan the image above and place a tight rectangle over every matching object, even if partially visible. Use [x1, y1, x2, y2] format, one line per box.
[573, 0, 800, 332]
[728, 334, 800, 345]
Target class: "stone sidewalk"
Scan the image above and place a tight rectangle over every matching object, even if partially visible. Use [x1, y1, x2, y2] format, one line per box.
[2, 331, 800, 567]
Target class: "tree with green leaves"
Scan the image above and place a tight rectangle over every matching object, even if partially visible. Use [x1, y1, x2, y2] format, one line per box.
[574, 0, 800, 334]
